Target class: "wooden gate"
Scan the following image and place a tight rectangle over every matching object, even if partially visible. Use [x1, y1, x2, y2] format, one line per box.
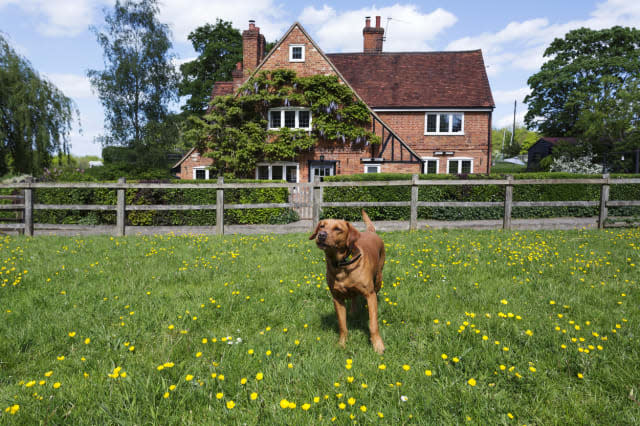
[289, 186, 312, 220]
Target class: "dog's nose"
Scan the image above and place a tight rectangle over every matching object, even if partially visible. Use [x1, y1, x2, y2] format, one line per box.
[317, 231, 327, 242]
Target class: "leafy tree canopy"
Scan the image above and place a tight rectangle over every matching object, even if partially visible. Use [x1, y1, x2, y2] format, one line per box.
[178, 20, 242, 115]
[525, 26, 640, 152]
[0, 34, 77, 176]
[184, 69, 380, 178]
[88, 0, 178, 149]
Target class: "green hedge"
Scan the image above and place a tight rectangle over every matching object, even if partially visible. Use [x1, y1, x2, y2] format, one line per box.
[322, 173, 640, 222]
[28, 179, 297, 226]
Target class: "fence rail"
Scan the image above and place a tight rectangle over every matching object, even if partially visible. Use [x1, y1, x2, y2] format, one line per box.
[0, 174, 639, 236]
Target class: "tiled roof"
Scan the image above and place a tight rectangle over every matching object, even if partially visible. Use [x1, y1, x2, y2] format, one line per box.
[327, 50, 495, 109]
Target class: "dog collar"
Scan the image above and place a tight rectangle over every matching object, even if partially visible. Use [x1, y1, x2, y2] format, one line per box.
[335, 250, 362, 267]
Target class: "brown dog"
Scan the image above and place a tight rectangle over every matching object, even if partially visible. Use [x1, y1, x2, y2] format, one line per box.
[310, 210, 385, 354]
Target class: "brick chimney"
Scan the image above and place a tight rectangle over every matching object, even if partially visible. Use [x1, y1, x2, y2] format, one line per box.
[363, 15, 384, 53]
[232, 62, 244, 90]
[242, 20, 266, 78]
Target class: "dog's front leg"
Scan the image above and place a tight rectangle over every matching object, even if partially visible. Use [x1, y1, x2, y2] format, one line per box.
[333, 297, 348, 347]
[365, 292, 385, 354]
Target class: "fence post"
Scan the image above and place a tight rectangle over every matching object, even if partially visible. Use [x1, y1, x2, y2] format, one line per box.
[216, 176, 224, 235]
[24, 177, 33, 236]
[598, 173, 610, 229]
[116, 177, 126, 237]
[312, 176, 322, 228]
[503, 175, 513, 230]
[410, 174, 418, 231]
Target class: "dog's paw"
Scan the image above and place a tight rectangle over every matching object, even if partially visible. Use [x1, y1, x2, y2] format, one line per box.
[372, 337, 385, 354]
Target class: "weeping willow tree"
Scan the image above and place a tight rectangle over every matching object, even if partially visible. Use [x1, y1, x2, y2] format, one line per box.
[0, 34, 77, 176]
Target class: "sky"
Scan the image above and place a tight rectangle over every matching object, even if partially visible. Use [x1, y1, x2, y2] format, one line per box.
[1, 0, 639, 157]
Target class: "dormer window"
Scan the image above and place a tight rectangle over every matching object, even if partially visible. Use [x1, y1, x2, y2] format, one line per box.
[289, 44, 305, 62]
[268, 108, 312, 130]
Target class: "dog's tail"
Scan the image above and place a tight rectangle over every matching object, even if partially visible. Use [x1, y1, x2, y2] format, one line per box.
[362, 210, 375, 233]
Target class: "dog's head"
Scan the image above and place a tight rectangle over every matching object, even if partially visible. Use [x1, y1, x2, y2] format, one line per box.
[309, 219, 360, 252]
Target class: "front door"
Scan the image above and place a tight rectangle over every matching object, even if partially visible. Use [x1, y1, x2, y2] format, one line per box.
[309, 162, 335, 182]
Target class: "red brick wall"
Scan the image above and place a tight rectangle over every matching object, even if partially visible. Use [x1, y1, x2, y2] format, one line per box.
[259, 26, 337, 77]
[376, 111, 491, 174]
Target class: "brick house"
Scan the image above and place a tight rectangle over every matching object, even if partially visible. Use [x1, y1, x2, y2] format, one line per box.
[173, 17, 495, 182]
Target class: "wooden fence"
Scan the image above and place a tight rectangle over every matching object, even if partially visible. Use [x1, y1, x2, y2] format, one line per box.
[1, 174, 639, 236]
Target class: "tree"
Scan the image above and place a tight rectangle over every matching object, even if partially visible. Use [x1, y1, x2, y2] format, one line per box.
[88, 0, 178, 149]
[525, 26, 640, 152]
[0, 34, 77, 176]
[178, 20, 242, 115]
[491, 126, 539, 157]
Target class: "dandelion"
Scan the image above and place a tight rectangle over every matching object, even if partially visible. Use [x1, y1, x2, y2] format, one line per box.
[185, 374, 194, 381]
[467, 378, 477, 387]
[68, 332, 76, 337]
[84, 338, 91, 344]
[256, 372, 263, 381]
[425, 369, 433, 376]
[302, 403, 311, 411]
[53, 382, 61, 389]
[195, 352, 202, 358]
[216, 392, 223, 400]
[338, 402, 346, 410]
[360, 405, 367, 412]
[44, 371, 53, 377]
[250, 392, 258, 400]
[280, 399, 289, 409]
[402, 364, 411, 371]
[577, 373, 584, 379]
[348, 397, 356, 406]
[226, 400, 235, 409]
[378, 364, 386, 370]
[240, 378, 247, 385]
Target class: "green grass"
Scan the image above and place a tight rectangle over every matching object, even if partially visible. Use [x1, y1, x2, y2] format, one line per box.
[1, 228, 639, 424]
[491, 161, 528, 173]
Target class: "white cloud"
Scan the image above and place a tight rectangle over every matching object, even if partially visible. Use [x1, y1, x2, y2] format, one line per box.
[0, 0, 100, 37]
[45, 73, 94, 100]
[447, 0, 640, 76]
[495, 110, 527, 129]
[299, 5, 457, 52]
[492, 87, 531, 105]
[157, 0, 289, 44]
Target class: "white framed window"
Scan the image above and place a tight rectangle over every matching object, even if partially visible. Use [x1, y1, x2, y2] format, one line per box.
[256, 162, 299, 183]
[364, 164, 381, 174]
[447, 158, 473, 174]
[422, 157, 439, 174]
[268, 107, 312, 130]
[425, 113, 464, 135]
[193, 166, 210, 180]
[289, 44, 305, 62]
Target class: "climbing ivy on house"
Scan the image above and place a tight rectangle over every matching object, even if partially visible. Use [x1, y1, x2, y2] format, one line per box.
[184, 69, 380, 177]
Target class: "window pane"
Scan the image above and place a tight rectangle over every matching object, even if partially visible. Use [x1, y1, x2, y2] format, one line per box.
[426, 160, 437, 174]
[452, 114, 463, 133]
[270, 110, 281, 128]
[286, 166, 297, 183]
[439, 114, 450, 133]
[272, 165, 283, 180]
[298, 110, 310, 128]
[461, 160, 471, 174]
[291, 46, 302, 59]
[195, 169, 205, 180]
[257, 165, 269, 180]
[366, 166, 379, 173]
[448, 160, 458, 174]
[284, 110, 296, 128]
[426, 114, 437, 133]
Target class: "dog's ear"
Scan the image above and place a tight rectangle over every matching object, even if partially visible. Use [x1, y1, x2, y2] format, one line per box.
[346, 222, 361, 249]
[309, 221, 322, 240]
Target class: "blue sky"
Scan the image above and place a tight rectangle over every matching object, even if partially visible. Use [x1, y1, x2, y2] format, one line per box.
[1, 0, 639, 157]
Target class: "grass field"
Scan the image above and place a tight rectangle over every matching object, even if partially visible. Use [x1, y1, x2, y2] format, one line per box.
[0, 227, 639, 424]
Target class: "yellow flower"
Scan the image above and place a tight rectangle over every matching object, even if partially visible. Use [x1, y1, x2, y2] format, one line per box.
[338, 402, 346, 410]
[467, 378, 477, 387]
[226, 400, 235, 409]
[348, 397, 356, 406]
[378, 364, 386, 370]
[84, 338, 91, 344]
[240, 378, 247, 385]
[360, 405, 367, 412]
[185, 374, 194, 381]
[378, 412, 384, 418]
[248, 349, 254, 355]
[280, 399, 289, 409]
[577, 373, 584, 379]
[256, 372, 263, 381]
[44, 371, 53, 377]
[402, 364, 411, 371]
[250, 392, 258, 400]
[57, 355, 65, 361]
[53, 382, 61, 389]
[195, 352, 202, 358]
[302, 403, 311, 411]
[163, 392, 170, 399]
[347, 376, 354, 383]
[425, 369, 433, 376]
[216, 392, 223, 400]
[68, 332, 76, 337]
[441, 354, 448, 360]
